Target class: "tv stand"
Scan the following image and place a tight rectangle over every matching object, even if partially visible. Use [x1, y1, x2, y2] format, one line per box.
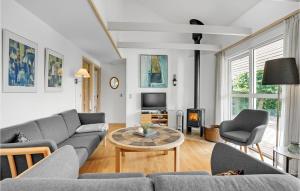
[140, 111, 168, 127]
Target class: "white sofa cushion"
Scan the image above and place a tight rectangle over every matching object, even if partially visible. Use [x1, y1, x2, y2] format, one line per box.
[76, 123, 108, 133]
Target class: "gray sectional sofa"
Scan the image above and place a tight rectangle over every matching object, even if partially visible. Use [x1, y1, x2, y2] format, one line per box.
[1, 143, 299, 191]
[0, 109, 106, 180]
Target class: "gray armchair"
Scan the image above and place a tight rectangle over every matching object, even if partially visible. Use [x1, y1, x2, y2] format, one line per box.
[219, 109, 269, 161]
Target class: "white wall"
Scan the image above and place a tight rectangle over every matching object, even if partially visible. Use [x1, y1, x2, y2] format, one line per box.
[123, 48, 216, 128]
[100, 61, 126, 123]
[0, 0, 101, 127]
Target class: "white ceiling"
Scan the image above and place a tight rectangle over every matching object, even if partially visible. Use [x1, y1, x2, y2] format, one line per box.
[14, 0, 299, 56]
[136, 0, 261, 25]
[15, 0, 120, 64]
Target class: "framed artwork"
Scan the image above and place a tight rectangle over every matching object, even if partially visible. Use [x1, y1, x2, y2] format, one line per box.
[45, 48, 64, 92]
[2, 30, 38, 92]
[140, 55, 168, 88]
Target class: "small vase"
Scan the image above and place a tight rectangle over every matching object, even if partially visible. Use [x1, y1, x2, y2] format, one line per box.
[143, 128, 149, 135]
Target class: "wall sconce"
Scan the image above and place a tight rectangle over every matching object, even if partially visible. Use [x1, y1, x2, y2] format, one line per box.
[74, 68, 90, 84]
[173, 74, 177, 86]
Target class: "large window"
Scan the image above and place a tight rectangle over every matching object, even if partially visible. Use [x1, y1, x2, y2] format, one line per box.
[229, 38, 284, 158]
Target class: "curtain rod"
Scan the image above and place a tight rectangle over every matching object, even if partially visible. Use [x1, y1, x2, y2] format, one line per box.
[220, 9, 300, 53]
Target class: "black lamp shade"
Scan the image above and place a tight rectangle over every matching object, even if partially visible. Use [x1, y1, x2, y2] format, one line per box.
[262, 58, 299, 85]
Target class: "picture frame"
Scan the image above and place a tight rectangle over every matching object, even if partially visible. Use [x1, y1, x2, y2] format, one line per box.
[140, 54, 168, 88]
[2, 29, 38, 93]
[45, 48, 64, 92]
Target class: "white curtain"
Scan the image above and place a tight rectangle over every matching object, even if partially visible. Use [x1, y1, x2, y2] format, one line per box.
[281, 14, 300, 177]
[215, 52, 230, 124]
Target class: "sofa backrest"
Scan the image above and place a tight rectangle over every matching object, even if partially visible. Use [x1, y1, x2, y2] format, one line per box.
[0, 177, 153, 191]
[152, 174, 299, 191]
[19, 145, 79, 179]
[35, 115, 69, 144]
[59, 109, 81, 136]
[0, 121, 43, 143]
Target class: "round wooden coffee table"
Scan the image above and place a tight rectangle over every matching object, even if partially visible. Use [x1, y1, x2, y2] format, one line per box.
[108, 126, 184, 172]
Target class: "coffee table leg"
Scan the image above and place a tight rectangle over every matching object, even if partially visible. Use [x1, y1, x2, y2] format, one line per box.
[115, 148, 121, 172]
[174, 146, 180, 172]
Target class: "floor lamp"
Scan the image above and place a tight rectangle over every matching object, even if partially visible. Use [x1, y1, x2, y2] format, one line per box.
[262, 58, 299, 153]
[74, 68, 91, 110]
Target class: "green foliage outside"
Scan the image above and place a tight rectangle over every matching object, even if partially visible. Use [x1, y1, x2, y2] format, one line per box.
[232, 70, 278, 117]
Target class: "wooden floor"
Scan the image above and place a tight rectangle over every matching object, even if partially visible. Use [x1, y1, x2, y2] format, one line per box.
[80, 124, 215, 174]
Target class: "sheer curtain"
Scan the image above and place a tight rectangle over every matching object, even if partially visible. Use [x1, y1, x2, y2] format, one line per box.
[215, 52, 230, 124]
[281, 14, 300, 177]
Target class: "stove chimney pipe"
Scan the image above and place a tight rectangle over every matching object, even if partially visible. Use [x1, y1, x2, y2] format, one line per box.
[189, 19, 204, 109]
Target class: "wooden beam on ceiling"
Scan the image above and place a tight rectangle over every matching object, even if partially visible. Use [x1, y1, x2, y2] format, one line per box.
[117, 42, 221, 52]
[108, 22, 252, 36]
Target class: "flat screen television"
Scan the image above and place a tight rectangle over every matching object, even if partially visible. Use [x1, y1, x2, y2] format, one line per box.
[141, 92, 166, 110]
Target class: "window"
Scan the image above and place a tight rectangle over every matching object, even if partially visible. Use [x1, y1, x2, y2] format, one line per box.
[229, 38, 284, 158]
[230, 54, 250, 117]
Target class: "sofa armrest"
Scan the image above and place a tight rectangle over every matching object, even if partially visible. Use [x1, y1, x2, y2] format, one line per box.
[246, 125, 267, 144]
[0, 139, 57, 152]
[78, 113, 105, 124]
[211, 143, 284, 175]
[79, 173, 145, 179]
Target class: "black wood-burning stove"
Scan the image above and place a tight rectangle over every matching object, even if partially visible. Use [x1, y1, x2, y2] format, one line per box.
[187, 108, 205, 136]
[186, 19, 205, 137]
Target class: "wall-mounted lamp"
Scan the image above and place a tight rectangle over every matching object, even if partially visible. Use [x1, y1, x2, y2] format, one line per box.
[173, 74, 177, 86]
[74, 68, 90, 84]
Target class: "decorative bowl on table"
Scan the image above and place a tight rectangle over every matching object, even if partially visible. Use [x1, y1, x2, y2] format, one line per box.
[134, 123, 158, 137]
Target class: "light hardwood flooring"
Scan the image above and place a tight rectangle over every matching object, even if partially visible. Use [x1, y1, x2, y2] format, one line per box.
[79, 124, 215, 174]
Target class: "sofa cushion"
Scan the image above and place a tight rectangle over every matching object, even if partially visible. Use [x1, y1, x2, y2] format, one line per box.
[76, 123, 108, 133]
[222, 131, 251, 143]
[153, 174, 299, 191]
[58, 135, 100, 155]
[59, 110, 81, 136]
[0, 121, 43, 143]
[0, 178, 153, 191]
[75, 148, 89, 167]
[36, 115, 69, 144]
[19, 145, 79, 179]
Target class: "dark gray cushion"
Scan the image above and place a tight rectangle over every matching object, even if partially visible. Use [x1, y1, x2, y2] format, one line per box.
[148, 171, 210, 179]
[153, 174, 299, 191]
[19, 145, 79, 179]
[36, 115, 69, 144]
[222, 131, 250, 143]
[58, 135, 100, 155]
[59, 109, 81, 136]
[0, 121, 43, 143]
[78, 113, 105, 124]
[79, 173, 145, 179]
[0, 177, 153, 191]
[211, 143, 284, 175]
[75, 148, 89, 167]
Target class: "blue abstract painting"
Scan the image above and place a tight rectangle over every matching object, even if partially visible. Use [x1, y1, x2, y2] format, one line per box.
[8, 39, 35, 87]
[140, 55, 168, 88]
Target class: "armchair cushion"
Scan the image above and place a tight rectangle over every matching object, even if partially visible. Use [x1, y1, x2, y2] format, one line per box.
[222, 131, 251, 143]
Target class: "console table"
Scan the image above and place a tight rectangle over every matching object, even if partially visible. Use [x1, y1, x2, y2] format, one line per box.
[273, 146, 300, 176]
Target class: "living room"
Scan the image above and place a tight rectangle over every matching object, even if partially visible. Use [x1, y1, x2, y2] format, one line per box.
[0, 0, 299, 190]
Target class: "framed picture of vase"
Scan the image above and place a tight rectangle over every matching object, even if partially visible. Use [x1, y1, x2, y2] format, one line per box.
[45, 48, 64, 92]
[140, 55, 168, 88]
[2, 29, 38, 92]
